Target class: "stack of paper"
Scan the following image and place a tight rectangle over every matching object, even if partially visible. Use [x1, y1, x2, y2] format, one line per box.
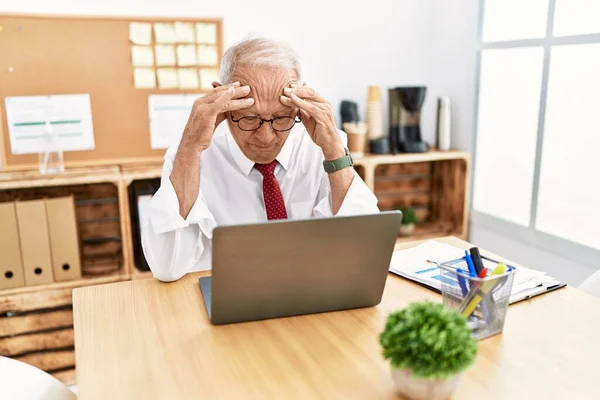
[389, 240, 562, 304]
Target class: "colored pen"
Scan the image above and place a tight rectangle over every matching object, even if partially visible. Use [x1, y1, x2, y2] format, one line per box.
[456, 268, 469, 296]
[460, 263, 508, 318]
[469, 247, 485, 275]
[478, 268, 488, 278]
[464, 250, 477, 277]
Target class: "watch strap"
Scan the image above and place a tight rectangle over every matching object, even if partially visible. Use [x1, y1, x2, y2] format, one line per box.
[323, 148, 353, 173]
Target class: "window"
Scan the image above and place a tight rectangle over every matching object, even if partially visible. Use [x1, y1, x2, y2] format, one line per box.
[473, 1, 600, 259]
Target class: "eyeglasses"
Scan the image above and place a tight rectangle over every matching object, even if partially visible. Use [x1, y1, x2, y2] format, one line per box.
[230, 114, 301, 132]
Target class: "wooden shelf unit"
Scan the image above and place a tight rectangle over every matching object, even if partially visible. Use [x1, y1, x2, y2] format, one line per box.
[354, 150, 470, 241]
[0, 150, 470, 384]
[0, 166, 134, 385]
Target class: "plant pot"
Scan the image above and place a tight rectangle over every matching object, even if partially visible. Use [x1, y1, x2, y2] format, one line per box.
[391, 368, 461, 400]
[398, 223, 415, 236]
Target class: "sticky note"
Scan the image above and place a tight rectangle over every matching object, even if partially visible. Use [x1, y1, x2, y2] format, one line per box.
[154, 23, 176, 44]
[131, 46, 154, 67]
[174, 22, 195, 43]
[133, 68, 156, 89]
[129, 22, 152, 45]
[177, 44, 197, 67]
[157, 68, 179, 89]
[155, 45, 176, 67]
[197, 45, 218, 65]
[199, 68, 220, 90]
[178, 69, 199, 89]
[196, 23, 217, 44]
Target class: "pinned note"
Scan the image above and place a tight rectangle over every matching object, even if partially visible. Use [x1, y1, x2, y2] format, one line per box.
[178, 69, 199, 89]
[197, 45, 218, 65]
[4, 94, 96, 154]
[157, 68, 179, 89]
[177, 44, 197, 67]
[154, 23, 176, 44]
[131, 46, 154, 67]
[134, 68, 156, 89]
[174, 22, 195, 43]
[155, 45, 176, 67]
[129, 22, 152, 45]
[199, 68, 220, 90]
[196, 23, 217, 44]
[148, 94, 200, 149]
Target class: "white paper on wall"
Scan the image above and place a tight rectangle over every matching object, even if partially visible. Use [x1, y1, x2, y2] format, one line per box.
[154, 23, 176, 44]
[177, 44, 197, 67]
[155, 45, 176, 66]
[195, 23, 217, 44]
[129, 22, 152, 45]
[178, 69, 199, 89]
[197, 44, 218, 65]
[148, 94, 201, 149]
[199, 68, 220, 90]
[5, 94, 96, 154]
[134, 68, 156, 89]
[174, 22, 195, 43]
[131, 46, 154, 67]
[157, 68, 179, 89]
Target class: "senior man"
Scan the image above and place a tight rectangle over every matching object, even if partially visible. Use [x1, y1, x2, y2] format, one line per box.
[143, 38, 379, 282]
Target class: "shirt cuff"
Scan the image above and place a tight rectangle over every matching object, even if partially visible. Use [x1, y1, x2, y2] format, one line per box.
[313, 171, 379, 217]
[149, 179, 217, 237]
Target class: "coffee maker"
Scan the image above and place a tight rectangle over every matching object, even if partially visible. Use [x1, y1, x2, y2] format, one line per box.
[388, 86, 429, 153]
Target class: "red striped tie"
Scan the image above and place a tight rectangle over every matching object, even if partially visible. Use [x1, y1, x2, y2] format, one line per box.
[255, 161, 288, 220]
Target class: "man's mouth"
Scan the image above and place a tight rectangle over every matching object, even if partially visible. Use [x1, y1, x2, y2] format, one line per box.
[250, 142, 277, 149]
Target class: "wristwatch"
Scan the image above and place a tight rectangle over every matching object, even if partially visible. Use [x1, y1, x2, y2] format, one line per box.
[323, 147, 354, 173]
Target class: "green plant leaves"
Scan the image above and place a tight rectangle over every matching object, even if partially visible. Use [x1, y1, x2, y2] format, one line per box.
[398, 207, 418, 225]
[379, 301, 477, 379]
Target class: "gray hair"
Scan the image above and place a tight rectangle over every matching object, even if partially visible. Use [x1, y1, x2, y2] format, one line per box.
[219, 38, 302, 84]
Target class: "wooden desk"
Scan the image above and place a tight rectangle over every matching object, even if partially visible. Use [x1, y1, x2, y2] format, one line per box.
[73, 237, 600, 399]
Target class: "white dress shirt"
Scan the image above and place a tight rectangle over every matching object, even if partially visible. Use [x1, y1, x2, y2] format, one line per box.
[142, 122, 379, 282]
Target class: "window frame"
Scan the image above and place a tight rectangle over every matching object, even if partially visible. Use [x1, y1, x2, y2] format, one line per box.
[471, 0, 600, 268]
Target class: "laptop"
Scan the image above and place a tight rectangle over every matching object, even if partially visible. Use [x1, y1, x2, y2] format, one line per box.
[199, 211, 402, 324]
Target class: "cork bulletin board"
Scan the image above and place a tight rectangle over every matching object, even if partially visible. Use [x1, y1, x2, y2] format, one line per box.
[0, 14, 223, 169]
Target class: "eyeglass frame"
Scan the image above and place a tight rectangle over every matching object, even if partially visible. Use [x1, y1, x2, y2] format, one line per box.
[230, 113, 302, 132]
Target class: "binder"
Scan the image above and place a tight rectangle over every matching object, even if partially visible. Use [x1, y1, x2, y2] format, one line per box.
[46, 196, 82, 281]
[16, 199, 54, 286]
[0, 202, 26, 290]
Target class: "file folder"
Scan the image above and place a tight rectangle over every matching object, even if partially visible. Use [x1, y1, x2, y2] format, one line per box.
[46, 196, 82, 281]
[0, 202, 26, 290]
[16, 199, 55, 286]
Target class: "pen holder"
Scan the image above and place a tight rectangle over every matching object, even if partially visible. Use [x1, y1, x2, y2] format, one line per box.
[437, 260, 516, 340]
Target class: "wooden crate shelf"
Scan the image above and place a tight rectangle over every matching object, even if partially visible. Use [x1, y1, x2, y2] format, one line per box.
[0, 151, 470, 385]
[354, 150, 470, 242]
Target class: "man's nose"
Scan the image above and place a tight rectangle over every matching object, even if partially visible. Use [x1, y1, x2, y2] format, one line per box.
[255, 122, 276, 143]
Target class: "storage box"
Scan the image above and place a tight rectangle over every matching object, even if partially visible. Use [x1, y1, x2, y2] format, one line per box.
[16, 199, 54, 286]
[0, 202, 26, 290]
[46, 196, 82, 282]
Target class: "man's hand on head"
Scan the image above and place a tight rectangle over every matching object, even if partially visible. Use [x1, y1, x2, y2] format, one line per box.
[280, 85, 345, 160]
[180, 82, 254, 153]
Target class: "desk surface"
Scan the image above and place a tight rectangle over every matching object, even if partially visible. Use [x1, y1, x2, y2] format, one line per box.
[73, 237, 600, 399]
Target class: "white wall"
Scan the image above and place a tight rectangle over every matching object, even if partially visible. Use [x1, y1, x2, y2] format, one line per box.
[0, 0, 478, 150]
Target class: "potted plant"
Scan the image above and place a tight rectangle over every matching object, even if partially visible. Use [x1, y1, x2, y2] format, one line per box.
[398, 207, 418, 236]
[379, 301, 478, 400]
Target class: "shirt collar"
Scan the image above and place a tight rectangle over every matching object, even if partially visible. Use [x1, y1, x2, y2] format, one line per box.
[225, 124, 295, 177]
